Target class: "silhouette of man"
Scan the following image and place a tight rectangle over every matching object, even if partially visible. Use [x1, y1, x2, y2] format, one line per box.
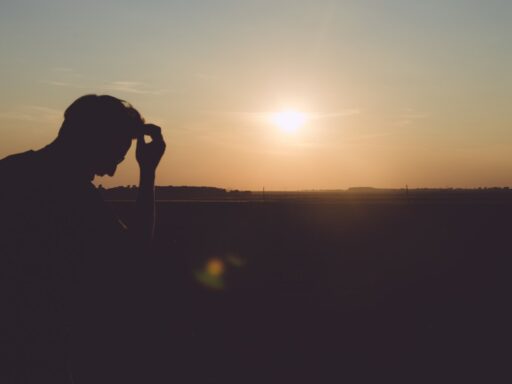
[0, 95, 166, 383]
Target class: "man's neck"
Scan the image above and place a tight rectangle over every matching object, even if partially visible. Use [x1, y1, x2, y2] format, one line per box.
[42, 140, 95, 182]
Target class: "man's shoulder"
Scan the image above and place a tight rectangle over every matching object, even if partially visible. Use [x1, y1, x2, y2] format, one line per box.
[0, 149, 51, 200]
[0, 150, 36, 174]
[0, 149, 36, 162]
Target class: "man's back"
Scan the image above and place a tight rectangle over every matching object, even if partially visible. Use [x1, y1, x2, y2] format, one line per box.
[0, 148, 73, 382]
[0, 148, 129, 383]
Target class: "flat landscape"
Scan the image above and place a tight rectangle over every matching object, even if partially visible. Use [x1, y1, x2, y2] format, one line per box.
[92, 191, 509, 382]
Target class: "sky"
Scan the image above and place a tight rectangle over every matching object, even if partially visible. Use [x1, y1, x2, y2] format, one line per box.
[1, 0, 511, 190]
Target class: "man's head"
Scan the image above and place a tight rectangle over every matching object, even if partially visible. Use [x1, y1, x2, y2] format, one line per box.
[57, 94, 144, 177]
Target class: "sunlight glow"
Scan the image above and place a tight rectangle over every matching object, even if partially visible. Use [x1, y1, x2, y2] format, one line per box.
[271, 109, 308, 133]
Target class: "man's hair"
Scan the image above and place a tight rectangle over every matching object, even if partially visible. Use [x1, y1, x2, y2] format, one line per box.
[58, 95, 144, 143]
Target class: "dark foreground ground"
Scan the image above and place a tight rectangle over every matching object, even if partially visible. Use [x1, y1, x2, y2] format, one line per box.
[84, 196, 509, 383]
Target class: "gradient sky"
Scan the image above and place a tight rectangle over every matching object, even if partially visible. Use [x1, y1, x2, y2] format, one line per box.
[1, 0, 511, 190]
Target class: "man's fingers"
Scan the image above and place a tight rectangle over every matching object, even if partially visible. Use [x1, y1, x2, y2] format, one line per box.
[141, 124, 164, 142]
[136, 133, 145, 150]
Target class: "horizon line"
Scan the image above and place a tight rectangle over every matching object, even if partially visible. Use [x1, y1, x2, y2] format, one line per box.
[98, 185, 512, 193]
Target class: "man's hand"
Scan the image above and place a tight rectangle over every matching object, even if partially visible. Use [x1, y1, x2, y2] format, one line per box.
[136, 124, 166, 173]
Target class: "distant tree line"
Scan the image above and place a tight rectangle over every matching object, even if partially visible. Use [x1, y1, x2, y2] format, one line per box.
[98, 185, 252, 201]
[97, 185, 512, 202]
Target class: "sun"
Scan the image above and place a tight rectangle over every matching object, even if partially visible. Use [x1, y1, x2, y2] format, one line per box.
[271, 109, 308, 133]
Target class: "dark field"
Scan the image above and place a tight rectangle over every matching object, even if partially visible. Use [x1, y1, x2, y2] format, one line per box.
[100, 196, 508, 383]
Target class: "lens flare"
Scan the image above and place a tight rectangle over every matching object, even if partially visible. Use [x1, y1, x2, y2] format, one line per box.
[206, 258, 224, 277]
[194, 257, 226, 290]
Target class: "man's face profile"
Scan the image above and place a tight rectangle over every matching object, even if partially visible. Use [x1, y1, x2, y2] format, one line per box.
[92, 132, 133, 177]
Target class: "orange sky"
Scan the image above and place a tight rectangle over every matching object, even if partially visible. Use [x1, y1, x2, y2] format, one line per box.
[1, 1, 511, 190]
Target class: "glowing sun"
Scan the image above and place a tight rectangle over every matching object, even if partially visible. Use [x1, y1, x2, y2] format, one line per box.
[271, 109, 308, 133]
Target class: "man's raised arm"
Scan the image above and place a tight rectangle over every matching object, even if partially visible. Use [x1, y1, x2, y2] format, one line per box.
[133, 124, 166, 248]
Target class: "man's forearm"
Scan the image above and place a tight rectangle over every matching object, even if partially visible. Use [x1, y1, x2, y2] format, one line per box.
[133, 123, 166, 248]
[135, 168, 156, 247]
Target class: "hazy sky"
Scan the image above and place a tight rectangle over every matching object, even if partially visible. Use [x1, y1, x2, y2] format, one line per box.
[1, 0, 511, 190]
